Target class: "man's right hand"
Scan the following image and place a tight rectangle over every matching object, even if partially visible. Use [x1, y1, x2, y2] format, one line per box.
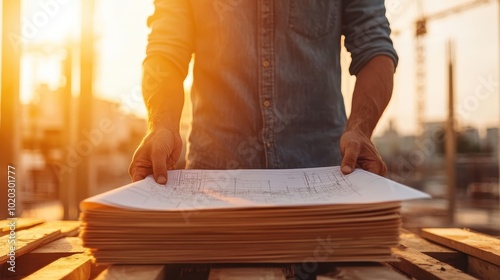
[129, 127, 183, 184]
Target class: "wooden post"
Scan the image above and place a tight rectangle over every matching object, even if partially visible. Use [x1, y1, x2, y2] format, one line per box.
[75, 0, 95, 219]
[498, 0, 500, 233]
[59, 44, 74, 219]
[0, 0, 21, 220]
[445, 40, 457, 225]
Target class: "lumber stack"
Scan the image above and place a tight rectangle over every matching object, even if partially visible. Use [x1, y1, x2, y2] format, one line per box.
[0, 219, 94, 279]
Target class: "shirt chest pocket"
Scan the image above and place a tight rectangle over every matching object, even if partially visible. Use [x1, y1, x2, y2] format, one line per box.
[288, 0, 339, 40]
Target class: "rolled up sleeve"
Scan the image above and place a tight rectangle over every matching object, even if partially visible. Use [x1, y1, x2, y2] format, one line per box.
[146, 0, 194, 78]
[342, 0, 398, 75]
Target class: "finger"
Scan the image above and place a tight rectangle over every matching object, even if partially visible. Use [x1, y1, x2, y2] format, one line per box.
[359, 158, 386, 176]
[130, 165, 151, 182]
[129, 147, 149, 179]
[129, 158, 150, 182]
[364, 145, 387, 176]
[128, 154, 140, 179]
[151, 142, 170, 184]
[380, 161, 388, 176]
[128, 163, 135, 181]
[132, 174, 145, 182]
[341, 141, 361, 174]
[359, 160, 382, 175]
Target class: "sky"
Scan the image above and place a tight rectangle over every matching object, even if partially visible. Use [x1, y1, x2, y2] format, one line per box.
[17, 0, 500, 137]
[384, 0, 499, 136]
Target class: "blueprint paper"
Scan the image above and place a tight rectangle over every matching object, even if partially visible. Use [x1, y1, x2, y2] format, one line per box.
[82, 166, 430, 211]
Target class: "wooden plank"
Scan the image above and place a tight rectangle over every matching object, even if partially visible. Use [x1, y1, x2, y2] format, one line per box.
[390, 245, 477, 280]
[7, 237, 88, 276]
[23, 254, 91, 280]
[30, 237, 86, 254]
[467, 255, 500, 280]
[317, 263, 408, 280]
[0, 218, 44, 236]
[0, 220, 80, 264]
[421, 228, 500, 266]
[0, 228, 62, 264]
[399, 229, 466, 270]
[35, 220, 81, 237]
[400, 229, 457, 253]
[208, 267, 286, 280]
[95, 265, 166, 280]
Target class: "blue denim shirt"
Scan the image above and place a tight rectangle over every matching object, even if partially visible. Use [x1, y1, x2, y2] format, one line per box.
[146, 0, 398, 170]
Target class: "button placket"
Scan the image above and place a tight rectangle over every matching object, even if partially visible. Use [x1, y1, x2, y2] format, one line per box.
[258, 0, 277, 168]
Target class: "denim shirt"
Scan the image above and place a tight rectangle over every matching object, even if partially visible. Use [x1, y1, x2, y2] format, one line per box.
[146, 0, 398, 170]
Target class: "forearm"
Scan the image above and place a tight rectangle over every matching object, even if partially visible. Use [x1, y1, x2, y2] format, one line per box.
[346, 55, 395, 138]
[143, 0, 194, 132]
[142, 55, 185, 131]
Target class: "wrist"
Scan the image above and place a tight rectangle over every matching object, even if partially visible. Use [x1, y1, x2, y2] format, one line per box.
[147, 109, 180, 132]
[345, 121, 372, 139]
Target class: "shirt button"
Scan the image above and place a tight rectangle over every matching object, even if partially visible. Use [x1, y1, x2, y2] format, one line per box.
[263, 100, 271, 107]
[262, 60, 270, 67]
[266, 142, 271, 148]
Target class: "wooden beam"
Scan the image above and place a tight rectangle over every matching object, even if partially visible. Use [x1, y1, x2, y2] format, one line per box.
[7, 237, 87, 277]
[390, 245, 476, 280]
[75, 0, 95, 220]
[497, 0, 500, 237]
[421, 228, 500, 266]
[0, 218, 44, 236]
[35, 220, 81, 236]
[0, 0, 21, 220]
[23, 254, 91, 280]
[0, 220, 80, 263]
[399, 229, 466, 269]
[61, 43, 75, 220]
[0, 228, 62, 264]
[468, 255, 500, 280]
[30, 237, 85, 254]
[400, 229, 457, 253]
[445, 40, 457, 225]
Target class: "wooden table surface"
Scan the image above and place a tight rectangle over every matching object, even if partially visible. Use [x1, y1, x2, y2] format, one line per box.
[1, 219, 500, 279]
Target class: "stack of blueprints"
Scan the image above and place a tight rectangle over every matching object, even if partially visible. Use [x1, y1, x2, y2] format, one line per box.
[80, 166, 429, 264]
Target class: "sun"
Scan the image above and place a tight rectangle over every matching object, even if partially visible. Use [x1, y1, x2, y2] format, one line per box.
[19, 0, 81, 103]
[21, 0, 81, 44]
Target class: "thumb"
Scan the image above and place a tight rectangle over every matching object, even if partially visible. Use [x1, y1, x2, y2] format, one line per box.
[341, 141, 361, 174]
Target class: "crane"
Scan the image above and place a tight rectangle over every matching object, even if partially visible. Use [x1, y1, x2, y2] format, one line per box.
[411, 0, 493, 225]
[413, 0, 491, 137]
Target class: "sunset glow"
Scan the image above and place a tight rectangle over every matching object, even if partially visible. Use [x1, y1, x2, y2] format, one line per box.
[1, 0, 500, 250]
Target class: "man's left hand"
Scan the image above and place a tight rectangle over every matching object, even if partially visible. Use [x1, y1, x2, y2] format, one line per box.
[340, 129, 387, 176]
[339, 55, 394, 176]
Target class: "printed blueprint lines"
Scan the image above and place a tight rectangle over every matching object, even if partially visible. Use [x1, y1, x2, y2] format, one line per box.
[301, 168, 360, 198]
[89, 166, 430, 210]
[106, 167, 375, 210]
